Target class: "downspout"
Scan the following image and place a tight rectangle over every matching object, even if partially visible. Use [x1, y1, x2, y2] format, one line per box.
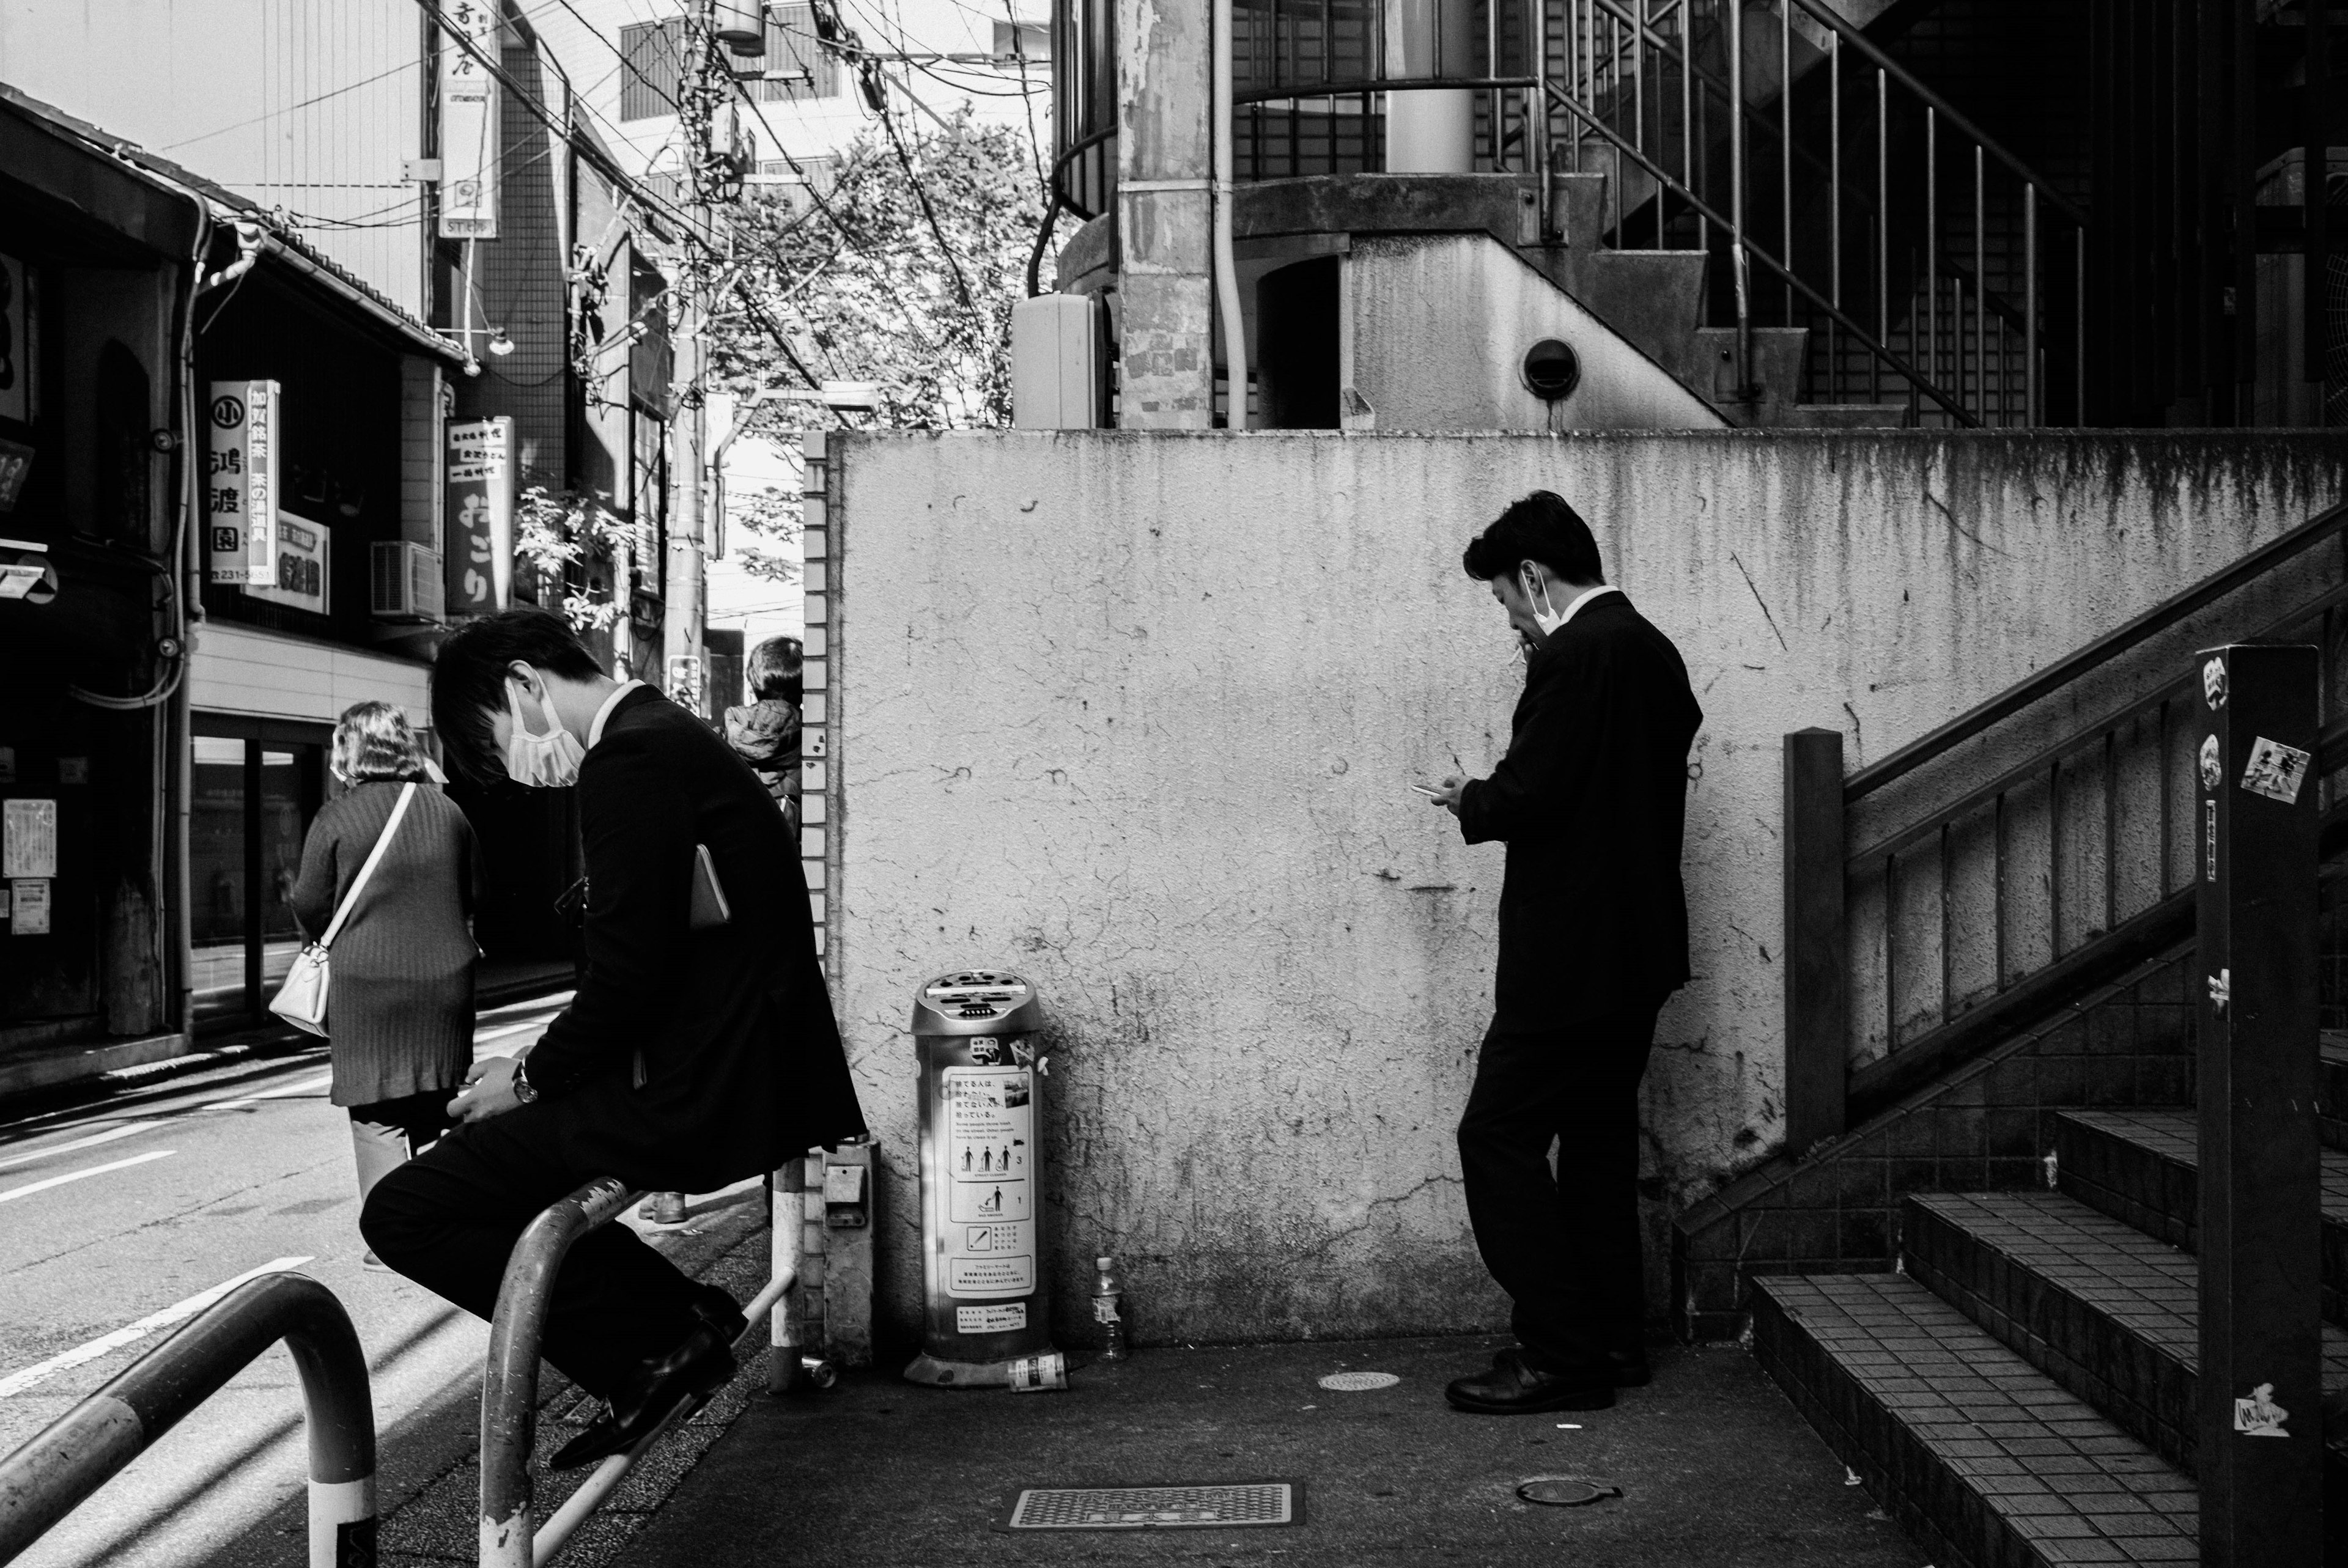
[171, 204, 215, 1048]
[1211, 0, 1248, 429]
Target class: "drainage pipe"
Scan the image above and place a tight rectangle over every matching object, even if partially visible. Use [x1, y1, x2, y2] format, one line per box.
[0, 1273, 376, 1567]
[1212, 0, 1249, 429]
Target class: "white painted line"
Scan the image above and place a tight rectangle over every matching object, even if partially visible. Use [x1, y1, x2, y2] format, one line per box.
[0, 1148, 177, 1206]
[0, 1121, 163, 1174]
[0, 1256, 315, 1398]
[207, 1072, 334, 1111]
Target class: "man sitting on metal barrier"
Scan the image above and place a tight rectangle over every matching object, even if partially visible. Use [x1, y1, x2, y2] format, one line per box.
[362, 607, 868, 1470]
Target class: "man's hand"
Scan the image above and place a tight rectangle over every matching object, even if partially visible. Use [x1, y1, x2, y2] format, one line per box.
[449, 1056, 526, 1124]
[1427, 775, 1468, 817]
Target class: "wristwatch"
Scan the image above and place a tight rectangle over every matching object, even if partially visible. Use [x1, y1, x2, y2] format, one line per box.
[512, 1060, 541, 1105]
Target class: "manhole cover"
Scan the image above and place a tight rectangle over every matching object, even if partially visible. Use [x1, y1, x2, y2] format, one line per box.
[1007, 1482, 1299, 1529]
[1516, 1476, 1623, 1508]
[1318, 1371, 1400, 1391]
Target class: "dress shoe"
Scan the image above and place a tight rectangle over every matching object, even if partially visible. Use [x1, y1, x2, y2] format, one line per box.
[690, 1283, 747, 1345]
[549, 1323, 737, 1470]
[1608, 1350, 1652, 1388]
[1444, 1348, 1615, 1414]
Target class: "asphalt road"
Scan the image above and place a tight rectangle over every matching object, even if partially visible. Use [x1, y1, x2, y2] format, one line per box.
[0, 996, 573, 1568]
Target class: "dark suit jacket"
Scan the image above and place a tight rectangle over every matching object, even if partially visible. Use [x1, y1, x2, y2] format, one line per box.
[1456, 594, 1704, 1031]
[523, 686, 866, 1190]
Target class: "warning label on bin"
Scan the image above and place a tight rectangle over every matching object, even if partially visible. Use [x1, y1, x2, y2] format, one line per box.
[943, 1067, 1034, 1300]
[956, 1302, 1029, 1334]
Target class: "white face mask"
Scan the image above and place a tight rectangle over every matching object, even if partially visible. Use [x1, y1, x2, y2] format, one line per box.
[503, 679, 586, 789]
[1520, 565, 1569, 638]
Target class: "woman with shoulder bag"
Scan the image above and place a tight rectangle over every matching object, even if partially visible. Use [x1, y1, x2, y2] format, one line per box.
[289, 702, 482, 1263]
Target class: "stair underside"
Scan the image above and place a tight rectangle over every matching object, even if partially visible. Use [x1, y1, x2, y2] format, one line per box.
[1752, 1272, 2200, 1566]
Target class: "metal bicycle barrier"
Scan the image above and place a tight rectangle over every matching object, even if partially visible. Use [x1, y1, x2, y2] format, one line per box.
[478, 1169, 805, 1568]
[0, 1272, 377, 1568]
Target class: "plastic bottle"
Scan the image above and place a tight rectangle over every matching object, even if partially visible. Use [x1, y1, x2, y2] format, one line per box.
[1093, 1255, 1129, 1361]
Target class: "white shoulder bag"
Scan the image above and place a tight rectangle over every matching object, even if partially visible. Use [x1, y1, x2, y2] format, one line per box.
[270, 782, 416, 1037]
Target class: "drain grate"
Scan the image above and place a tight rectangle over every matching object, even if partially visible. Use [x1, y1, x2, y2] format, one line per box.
[1007, 1482, 1299, 1530]
[1318, 1371, 1400, 1392]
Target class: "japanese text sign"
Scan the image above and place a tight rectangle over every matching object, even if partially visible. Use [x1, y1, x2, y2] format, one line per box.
[207, 380, 279, 586]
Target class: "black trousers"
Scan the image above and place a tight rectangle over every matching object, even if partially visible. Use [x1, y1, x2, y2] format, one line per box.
[360, 1103, 706, 1397]
[1456, 1004, 1659, 1378]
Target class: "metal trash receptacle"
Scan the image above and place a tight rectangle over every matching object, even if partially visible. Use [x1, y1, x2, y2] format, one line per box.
[903, 968, 1058, 1387]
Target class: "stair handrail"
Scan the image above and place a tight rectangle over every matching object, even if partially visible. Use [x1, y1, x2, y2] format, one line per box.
[1539, 75, 1975, 424]
[0, 1272, 376, 1568]
[478, 1174, 803, 1568]
[1847, 498, 2348, 801]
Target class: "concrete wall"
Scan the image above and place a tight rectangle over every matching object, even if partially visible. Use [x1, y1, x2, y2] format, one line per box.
[1345, 235, 1727, 433]
[829, 429, 2346, 1349]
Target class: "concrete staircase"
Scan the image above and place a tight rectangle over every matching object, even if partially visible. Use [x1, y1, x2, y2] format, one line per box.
[1746, 1039, 2348, 1566]
[1517, 169, 1907, 428]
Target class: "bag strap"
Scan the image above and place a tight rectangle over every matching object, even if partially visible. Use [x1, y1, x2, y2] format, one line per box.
[319, 782, 416, 949]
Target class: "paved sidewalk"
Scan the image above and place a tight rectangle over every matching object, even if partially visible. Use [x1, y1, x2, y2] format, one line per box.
[625, 1330, 1930, 1568]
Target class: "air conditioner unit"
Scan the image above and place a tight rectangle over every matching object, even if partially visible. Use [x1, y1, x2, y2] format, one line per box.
[371, 540, 445, 623]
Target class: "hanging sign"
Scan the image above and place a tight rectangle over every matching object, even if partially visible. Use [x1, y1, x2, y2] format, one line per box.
[207, 380, 279, 585]
[244, 512, 332, 616]
[438, 0, 501, 238]
[444, 417, 514, 614]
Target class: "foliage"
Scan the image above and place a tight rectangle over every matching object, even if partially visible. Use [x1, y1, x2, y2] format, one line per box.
[707, 114, 1047, 584]
[514, 485, 636, 631]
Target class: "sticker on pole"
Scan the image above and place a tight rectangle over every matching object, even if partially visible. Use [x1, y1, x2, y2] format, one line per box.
[2239, 737, 2311, 805]
[2234, 1382, 2290, 1438]
[2202, 657, 2228, 710]
[2199, 734, 2223, 791]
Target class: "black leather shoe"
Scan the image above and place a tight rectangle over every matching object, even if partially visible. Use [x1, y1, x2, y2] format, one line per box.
[690, 1284, 747, 1345]
[1608, 1350, 1652, 1388]
[1444, 1348, 1616, 1414]
[549, 1323, 737, 1470]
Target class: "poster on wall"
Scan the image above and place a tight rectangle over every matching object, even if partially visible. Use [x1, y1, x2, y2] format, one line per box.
[0, 252, 32, 427]
[3, 798, 57, 879]
[207, 380, 279, 586]
[438, 0, 501, 239]
[243, 512, 331, 616]
[444, 417, 514, 615]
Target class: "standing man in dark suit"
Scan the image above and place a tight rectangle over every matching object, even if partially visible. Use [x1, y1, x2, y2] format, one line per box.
[1425, 491, 1702, 1415]
[363, 608, 866, 1468]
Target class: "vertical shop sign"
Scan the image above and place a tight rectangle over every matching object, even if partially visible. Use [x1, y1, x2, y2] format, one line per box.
[207, 380, 279, 585]
[244, 512, 332, 616]
[444, 418, 514, 614]
[437, 0, 501, 239]
[0, 251, 32, 426]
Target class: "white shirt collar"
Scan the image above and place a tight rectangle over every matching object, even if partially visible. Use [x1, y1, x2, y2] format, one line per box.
[1558, 584, 1622, 627]
[588, 680, 647, 750]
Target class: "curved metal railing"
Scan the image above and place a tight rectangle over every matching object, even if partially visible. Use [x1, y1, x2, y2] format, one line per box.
[0, 1272, 376, 1568]
[478, 1170, 803, 1568]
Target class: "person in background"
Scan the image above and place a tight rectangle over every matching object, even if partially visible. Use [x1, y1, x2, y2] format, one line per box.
[292, 701, 481, 1267]
[725, 636, 803, 835]
[1425, 491, 1703, 1415]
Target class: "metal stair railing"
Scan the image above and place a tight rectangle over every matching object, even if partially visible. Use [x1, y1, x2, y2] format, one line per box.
[1781, 498, 2348, 1141]
[1551, 0, 2089, 425]
[478, 1168, 804, 1568]
[0, 1272, 377, 1568]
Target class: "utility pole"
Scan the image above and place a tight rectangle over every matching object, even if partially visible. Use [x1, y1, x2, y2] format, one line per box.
[664, 0, 740, 721]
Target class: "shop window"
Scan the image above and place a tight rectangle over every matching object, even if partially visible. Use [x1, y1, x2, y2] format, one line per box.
[191, 723, 326, 1029]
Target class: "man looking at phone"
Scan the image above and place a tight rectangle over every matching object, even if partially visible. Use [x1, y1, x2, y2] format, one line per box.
[363, 608, 866, 1468]
[1424, 491, 1702, 1414]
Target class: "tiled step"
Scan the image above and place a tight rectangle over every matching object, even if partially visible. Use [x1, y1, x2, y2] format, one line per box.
[1900, 1190, 2348, 1485]
[2053, 1108, 2348, 1323]
[1751, 1272, 2199, 1566]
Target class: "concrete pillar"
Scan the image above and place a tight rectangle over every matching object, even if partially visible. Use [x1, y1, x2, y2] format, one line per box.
[1384, 0, 1475, 173]
[1115, 0, 1215, 428]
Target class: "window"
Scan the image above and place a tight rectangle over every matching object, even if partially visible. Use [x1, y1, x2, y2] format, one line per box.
[619, 19, 688, 120]
[993, 18, 1049, 63]
[754, 4, 838, 101]
[190, 726, 327, 1029]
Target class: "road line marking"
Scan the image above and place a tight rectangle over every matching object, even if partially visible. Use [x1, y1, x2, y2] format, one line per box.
[0, 1148, 177, 1205]
[0, 1121, 163, 1174]
[207, 1072, 334, 1111]
[0, 1256, 315, 1398]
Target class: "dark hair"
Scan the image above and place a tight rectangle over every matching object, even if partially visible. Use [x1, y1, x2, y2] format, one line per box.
[429, 608, 605, 784]
[1460, 491, 1603, 584]
[748, 635, 803, 705]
